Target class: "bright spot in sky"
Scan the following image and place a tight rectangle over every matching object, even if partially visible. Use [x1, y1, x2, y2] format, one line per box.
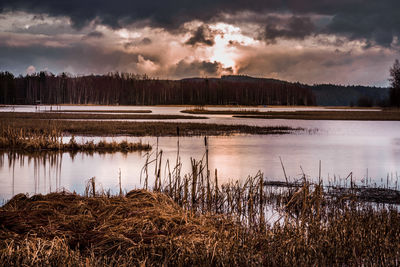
[209, 23, 256, 72]
[211, 35, 236, 69]
[117, 29, 141, 39]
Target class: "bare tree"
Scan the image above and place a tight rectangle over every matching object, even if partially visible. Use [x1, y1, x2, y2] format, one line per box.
[390, 59, 400, 107]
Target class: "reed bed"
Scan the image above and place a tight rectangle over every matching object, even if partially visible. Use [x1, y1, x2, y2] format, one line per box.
[2, 138, 400, 265]
[183, 108, 400, 121]
[0, 116, 301, 136]
[233, 110, 400, 121]
[1, 176, 400, 265]
[0, 127, 151, 152]
[182, 108, 262, 115]
[0, 111, 206, 120]
[48, 109, 153, 113]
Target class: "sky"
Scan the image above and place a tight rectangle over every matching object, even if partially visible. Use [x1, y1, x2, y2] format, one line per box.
[0, 0, 399, 86]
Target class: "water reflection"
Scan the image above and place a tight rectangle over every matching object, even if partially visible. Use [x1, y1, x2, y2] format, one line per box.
[0, 152, 63, 200]
[1, 133, 400, 203]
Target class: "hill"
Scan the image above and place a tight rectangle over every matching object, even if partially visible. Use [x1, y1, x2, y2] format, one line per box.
[184, 75, 389, 106]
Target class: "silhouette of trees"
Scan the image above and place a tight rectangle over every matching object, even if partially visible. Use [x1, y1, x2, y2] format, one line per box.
[390, 59, 400, 107]
[0, 72, 16, 104]
[0, 72, 316, 106]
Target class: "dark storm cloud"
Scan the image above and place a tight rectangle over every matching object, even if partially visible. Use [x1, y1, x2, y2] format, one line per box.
[9, 22, 77, 36]
[262, 16, 315, 42]
[185, 25, 215, 46]
[1, 0, 400, 46]
[0, 43, 141, 75]
[326, 3, 400, 47]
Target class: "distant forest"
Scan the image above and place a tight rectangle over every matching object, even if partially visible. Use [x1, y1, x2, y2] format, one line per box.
[0, 71, 389, 106]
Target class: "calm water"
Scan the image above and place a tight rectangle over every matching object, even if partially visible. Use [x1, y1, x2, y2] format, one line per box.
[0, 105, 399, 203]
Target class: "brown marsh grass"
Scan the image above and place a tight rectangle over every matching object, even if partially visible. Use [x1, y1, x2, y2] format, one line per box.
[183, 107, 400, 120]
[48, 109, 153, 113]
[1, 175, 400, 265]
[0, 111, 206, 120]
[0, 127, 151, 152]
[182, 107, 262, 115]
[0, 116, 301, 136]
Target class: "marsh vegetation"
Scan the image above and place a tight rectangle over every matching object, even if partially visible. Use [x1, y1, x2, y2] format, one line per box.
[0, 127, 151, 153]
[0, 113, 303, 136]
[48, 109, 153, 113]
[183, 107, 400, 120]
[0, 111, 207, 120]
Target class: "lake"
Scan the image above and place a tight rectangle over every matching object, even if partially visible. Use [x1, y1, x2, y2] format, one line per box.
[1, 105, 399, 203]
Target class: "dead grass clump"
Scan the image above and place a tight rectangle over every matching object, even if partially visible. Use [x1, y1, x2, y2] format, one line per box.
[0, 190, 261, 266]
[2, 184, 400, 265]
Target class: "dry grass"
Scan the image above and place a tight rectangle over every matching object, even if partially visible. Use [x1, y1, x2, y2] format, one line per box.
[0, 190, 259, 266]
[0, 127, 151, 152]
[0, 116, 302, 137]
[183, 108, 400, 121]
[1, 179, 400, 266]
[0, 111, 206, 120]
[182, 108, 262, 115]
[48, 109, 153, 113]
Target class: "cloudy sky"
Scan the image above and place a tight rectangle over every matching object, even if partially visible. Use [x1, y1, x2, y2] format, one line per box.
[0, 0, 399, 86]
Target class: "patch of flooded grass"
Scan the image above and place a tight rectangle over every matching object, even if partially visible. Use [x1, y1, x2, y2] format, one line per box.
[48, 109, 153, 113]
[0, 127, 151, 152]
[183, 108, 400, 120]
[0, 115, 303, 136]
[0, 111, 206, 120]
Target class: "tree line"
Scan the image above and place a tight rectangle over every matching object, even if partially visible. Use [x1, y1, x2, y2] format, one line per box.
[0, 72, 315, 106]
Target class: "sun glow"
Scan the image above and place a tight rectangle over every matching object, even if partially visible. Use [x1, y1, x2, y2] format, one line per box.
[209, 23, 256, 72]
[210, 35, 236, 69]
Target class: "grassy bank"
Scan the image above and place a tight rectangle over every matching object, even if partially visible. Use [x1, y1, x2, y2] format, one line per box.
[0, 117, 302, 137]
[0, 127, 151, 152]
[48, 109, 153, 113]
[0, 111, 206, 120]
[183, 108, 400, 120]
[182, 108, 265, 115]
